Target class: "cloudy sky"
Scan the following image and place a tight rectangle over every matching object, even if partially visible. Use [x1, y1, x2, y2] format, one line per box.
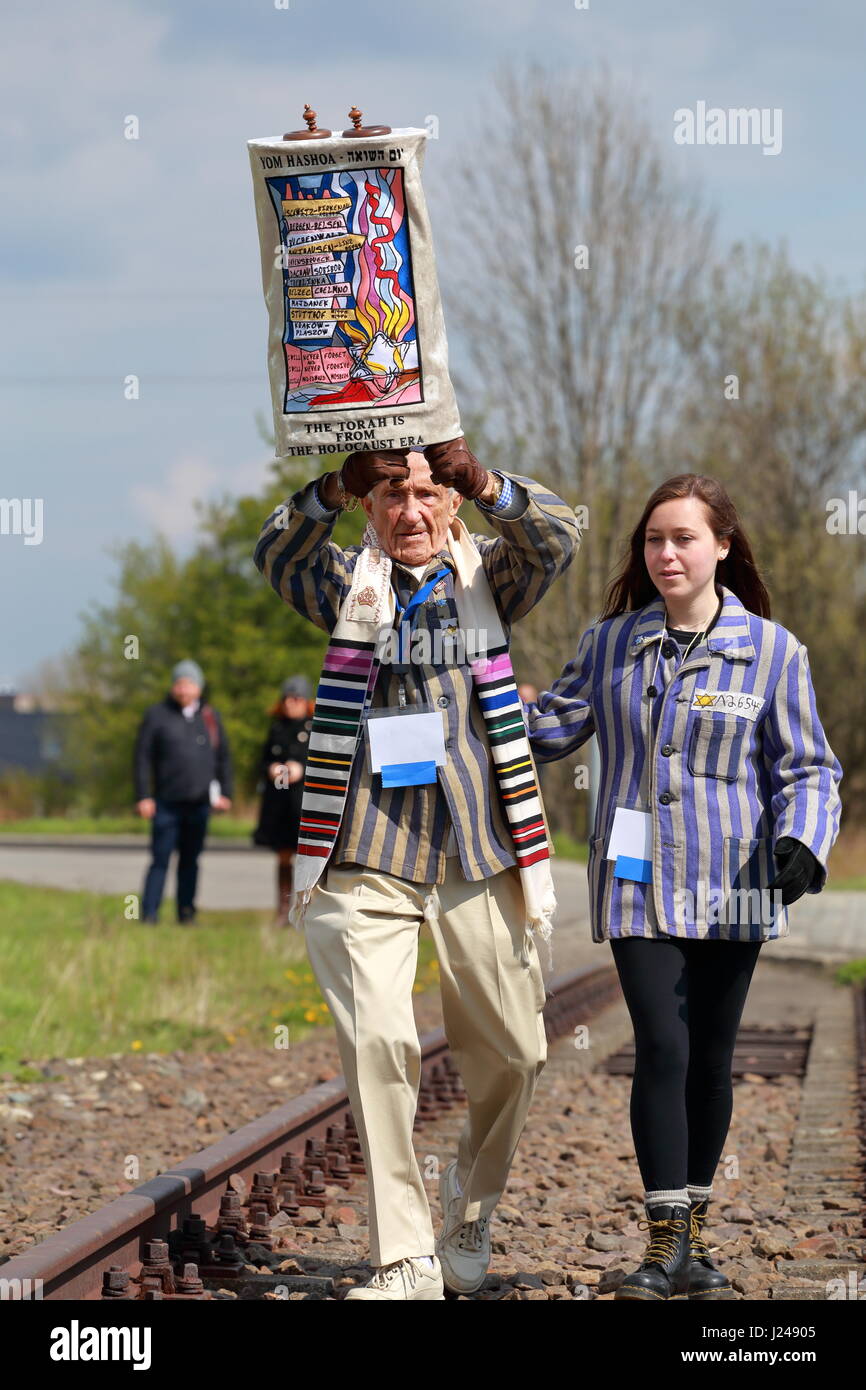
[1, 0, 864, 689]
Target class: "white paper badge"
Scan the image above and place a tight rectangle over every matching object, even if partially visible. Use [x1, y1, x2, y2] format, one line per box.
[606, 807, 653, 863]
[366, 709, 447, 774]
[606, 807, 653, 883]
[691, 690, 764, 719]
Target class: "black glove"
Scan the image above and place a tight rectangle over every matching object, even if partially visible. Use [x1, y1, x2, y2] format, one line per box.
[768, 837, 821, 905]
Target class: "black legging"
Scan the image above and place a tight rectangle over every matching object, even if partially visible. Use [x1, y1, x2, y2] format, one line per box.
[608, 936, 763, 1190]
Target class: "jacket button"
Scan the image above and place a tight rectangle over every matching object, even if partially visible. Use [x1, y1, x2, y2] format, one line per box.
[661, 641, 677, 659]
[659, 791, 673, 804]
[661, 744, 674, 756]
[437, 695, 450, 709]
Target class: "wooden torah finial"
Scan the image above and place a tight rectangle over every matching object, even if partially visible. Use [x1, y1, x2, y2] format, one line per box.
[283, 104, 332, 140]
[342, 106, 392, 138]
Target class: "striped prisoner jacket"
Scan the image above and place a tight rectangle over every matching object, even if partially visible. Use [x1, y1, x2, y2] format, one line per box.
[254, 472, 579, 884]
[525, 587, 843, 941]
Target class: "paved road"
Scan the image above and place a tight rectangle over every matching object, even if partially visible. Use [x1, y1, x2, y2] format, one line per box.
[0, 838, 863, 966]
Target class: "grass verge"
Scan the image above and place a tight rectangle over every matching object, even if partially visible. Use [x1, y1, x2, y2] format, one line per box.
[0, 880, 440, 1082]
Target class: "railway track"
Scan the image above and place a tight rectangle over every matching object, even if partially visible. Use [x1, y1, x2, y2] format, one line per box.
[0, 963, 620, 1301]
[602, 1026, 812, 1077]
[2, 965, 863, 1303]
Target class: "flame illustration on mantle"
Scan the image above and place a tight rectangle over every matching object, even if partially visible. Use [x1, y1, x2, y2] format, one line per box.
[268, 166, 422, 413]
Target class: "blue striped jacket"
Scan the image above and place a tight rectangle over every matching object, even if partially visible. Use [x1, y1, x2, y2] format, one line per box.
[524, 586, 843, 941]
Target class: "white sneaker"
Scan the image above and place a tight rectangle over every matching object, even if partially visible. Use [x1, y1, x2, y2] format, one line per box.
[435, 1161, 491, 1294]
[343, 1255, 445, 1300]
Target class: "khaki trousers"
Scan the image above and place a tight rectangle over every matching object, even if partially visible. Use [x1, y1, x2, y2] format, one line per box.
[302, 857, 548, 1266]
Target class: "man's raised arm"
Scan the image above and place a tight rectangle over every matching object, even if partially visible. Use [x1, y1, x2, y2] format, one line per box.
[424, 437, 581, 625]
[252, 450, 410, 633]
[253, 471, 352, 634]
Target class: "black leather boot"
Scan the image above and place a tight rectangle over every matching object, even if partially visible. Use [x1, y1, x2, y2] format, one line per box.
[686, 1197, 734, 1300]
[614, 1202, 692, 1301]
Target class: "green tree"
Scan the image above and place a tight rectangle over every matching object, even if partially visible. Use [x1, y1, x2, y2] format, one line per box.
[674, 240, 866, 813]
[438, 60, 714, 835]
[58, 452, 367, 814]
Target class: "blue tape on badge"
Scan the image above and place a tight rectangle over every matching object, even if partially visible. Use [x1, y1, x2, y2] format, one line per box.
[380, 761, 438, 787]
[614, 854, 653, 883]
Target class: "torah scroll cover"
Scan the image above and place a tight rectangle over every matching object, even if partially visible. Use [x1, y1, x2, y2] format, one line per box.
[247, 127, 461, 459]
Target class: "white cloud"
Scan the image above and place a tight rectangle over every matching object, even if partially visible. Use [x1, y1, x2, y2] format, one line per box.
[129, 453, 220, 540]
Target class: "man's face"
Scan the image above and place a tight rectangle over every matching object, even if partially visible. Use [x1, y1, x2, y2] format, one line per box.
[362, 453, 461, 565]
[171, 678, 201, 706]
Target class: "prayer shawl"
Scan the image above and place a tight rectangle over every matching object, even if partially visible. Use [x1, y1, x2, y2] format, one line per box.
[288, 514, 557, 945]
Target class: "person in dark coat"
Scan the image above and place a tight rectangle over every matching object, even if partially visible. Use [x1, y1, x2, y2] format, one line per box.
[252, 675, 313, 922]
[134, 659, 233, 925]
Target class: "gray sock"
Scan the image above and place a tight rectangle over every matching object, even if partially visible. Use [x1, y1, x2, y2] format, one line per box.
[645, 1187, 690, 1210]
[687, 1183, 713, 1202]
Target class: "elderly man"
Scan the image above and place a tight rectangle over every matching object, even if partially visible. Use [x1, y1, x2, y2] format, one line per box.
[253, 438, 579, 1299]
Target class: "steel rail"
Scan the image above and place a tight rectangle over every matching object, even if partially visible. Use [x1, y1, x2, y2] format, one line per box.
[0, 962, 621, 1300]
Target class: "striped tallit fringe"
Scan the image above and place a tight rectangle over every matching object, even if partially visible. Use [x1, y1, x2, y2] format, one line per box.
[288, 516, 556, 960]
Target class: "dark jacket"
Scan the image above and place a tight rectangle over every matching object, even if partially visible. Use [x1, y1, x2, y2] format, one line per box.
[252, 714, 312, 849]
[133, 695, 233, 803]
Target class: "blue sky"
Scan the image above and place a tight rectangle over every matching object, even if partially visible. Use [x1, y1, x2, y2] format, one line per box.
[1, 0, 864, 690]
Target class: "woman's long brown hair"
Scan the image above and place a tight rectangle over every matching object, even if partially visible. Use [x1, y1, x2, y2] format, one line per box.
[600, 474, 772, 620]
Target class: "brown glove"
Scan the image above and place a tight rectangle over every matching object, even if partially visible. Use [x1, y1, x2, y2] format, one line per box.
[423, 437, 489, 499]
[340, 448, 411, 498]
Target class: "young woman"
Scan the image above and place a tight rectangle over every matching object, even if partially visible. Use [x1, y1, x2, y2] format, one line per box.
[522, 474, 843, 1301]
[252, 676, 313, 923]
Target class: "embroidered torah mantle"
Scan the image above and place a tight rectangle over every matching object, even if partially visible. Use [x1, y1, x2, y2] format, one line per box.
[247, 126, 461, 459]
[287, 515, 558, 946]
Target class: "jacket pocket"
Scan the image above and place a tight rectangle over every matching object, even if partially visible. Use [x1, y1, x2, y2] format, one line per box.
[587, 836, 613, 941]
[721, 835, 778, 930]
[687, 716, 749, 782]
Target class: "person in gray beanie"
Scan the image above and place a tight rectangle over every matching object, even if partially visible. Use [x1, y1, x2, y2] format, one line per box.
[133, 659, 233, 924]
[252, 675, 313, 922]
[171, 659, 205, 688]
